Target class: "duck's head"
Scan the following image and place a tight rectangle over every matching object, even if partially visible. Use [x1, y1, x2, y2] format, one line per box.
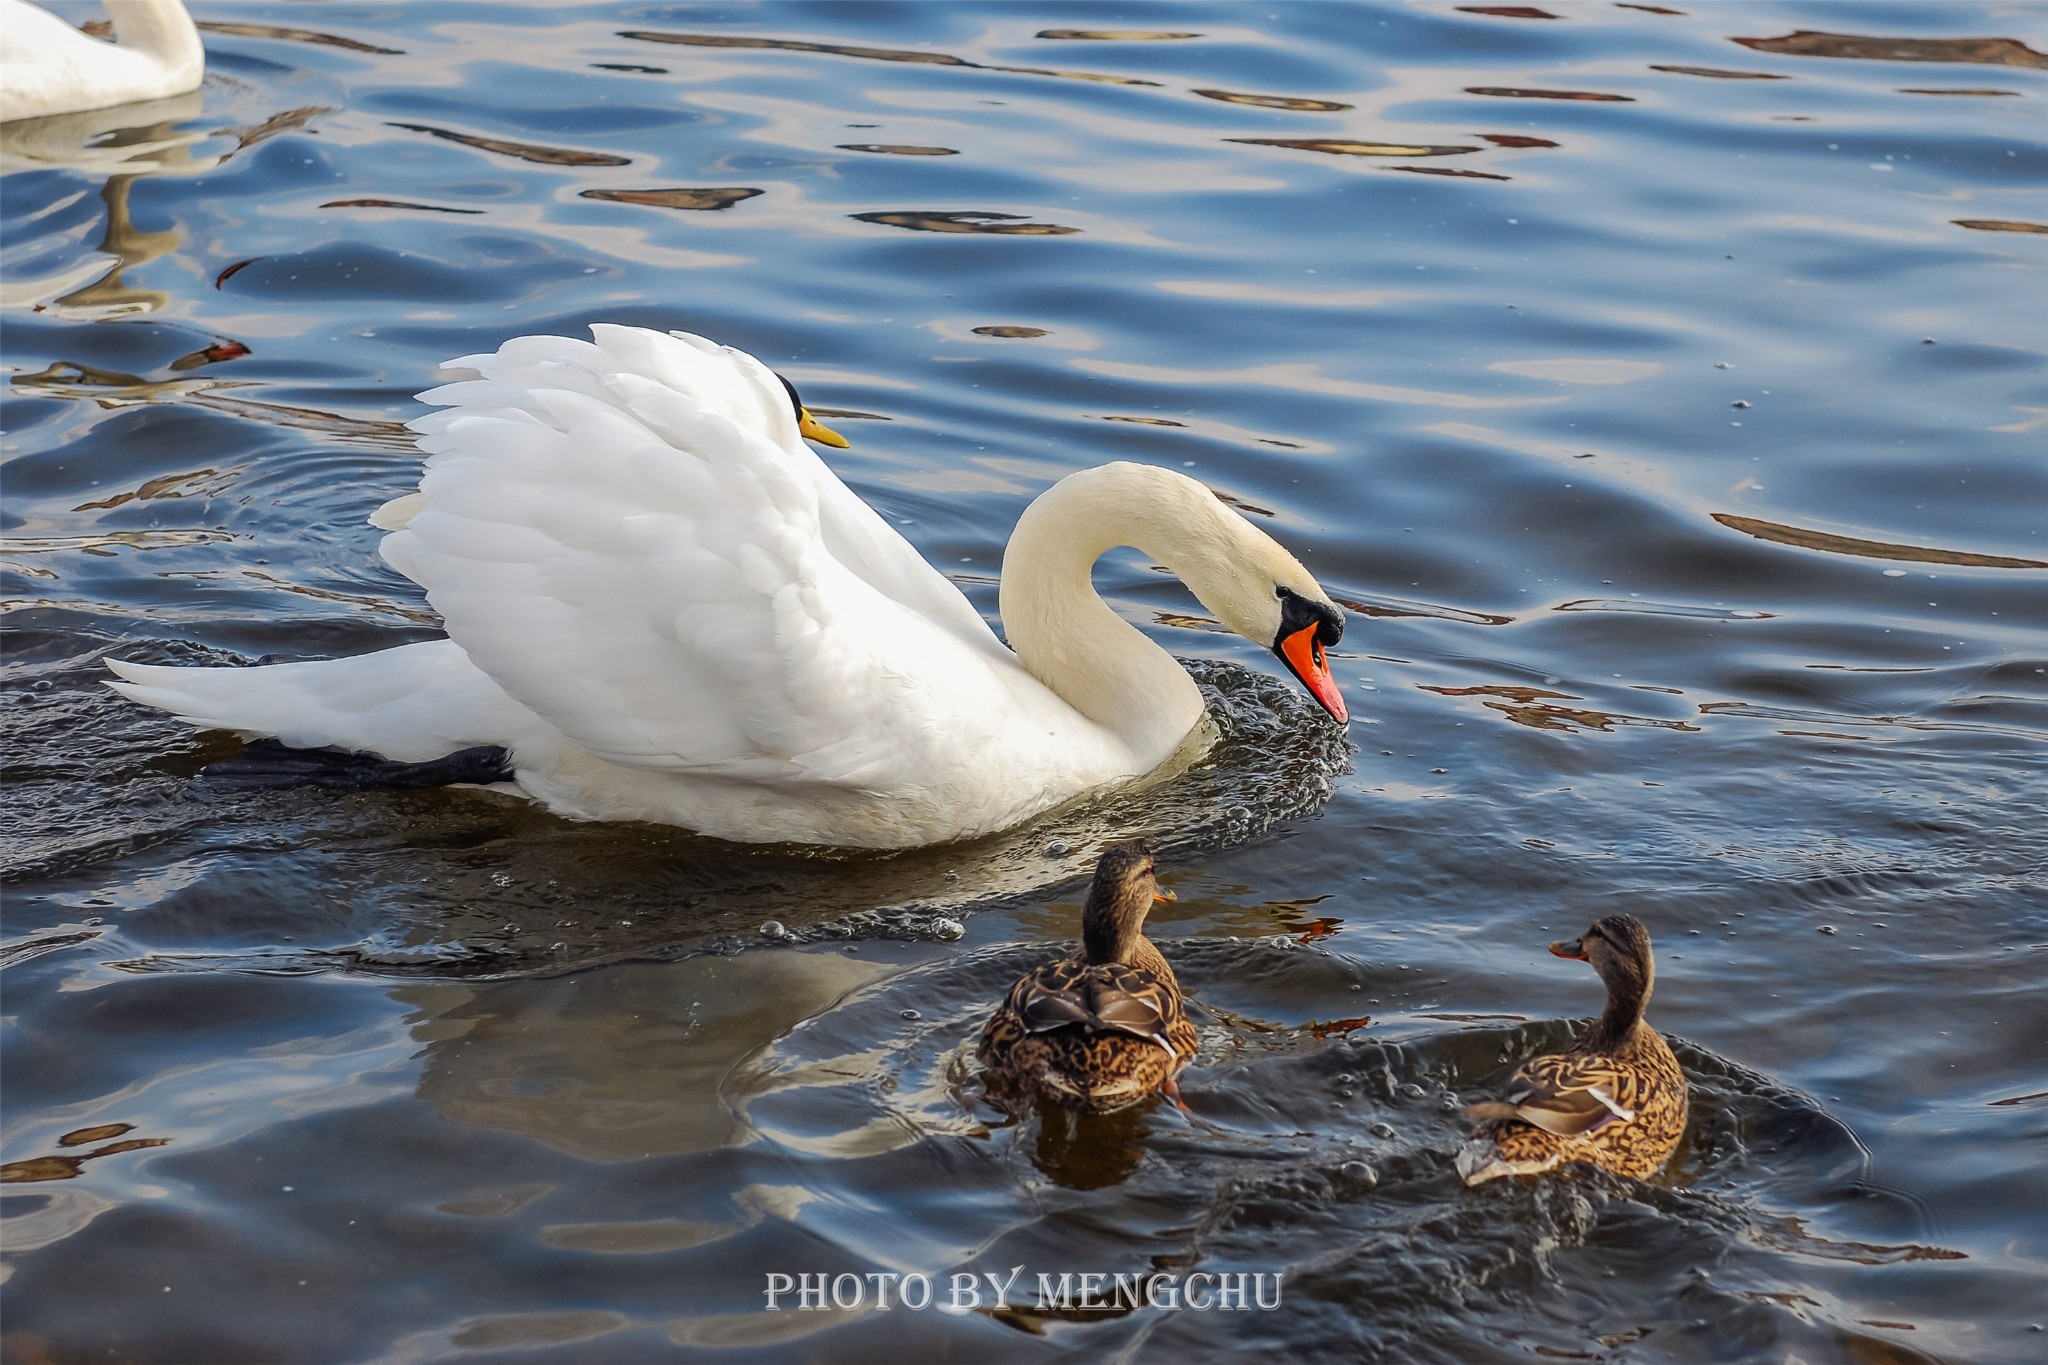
[1081, 840, 1173, 965]
[1550, 913, 1656, 1012]
[775, 372, 850, 449]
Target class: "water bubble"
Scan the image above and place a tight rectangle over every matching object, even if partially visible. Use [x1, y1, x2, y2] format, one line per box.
[1370, 1122, 1398, 1140]
[931, 918, 965, 941]
[901, 1009, 922, 1021]
[1400, 1082, 1428, 1101]
[1339, 1160, 1378, 1188]
[1044, 839, 1070, 857]
[759, 920, 787, 939]
[1818, 925, 1837, 935]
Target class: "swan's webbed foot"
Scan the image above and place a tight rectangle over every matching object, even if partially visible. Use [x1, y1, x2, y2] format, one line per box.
[199, 739, 514, 792]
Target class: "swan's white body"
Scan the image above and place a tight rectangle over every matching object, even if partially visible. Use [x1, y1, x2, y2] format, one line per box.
[0, 0, 202, 123]
[107, 327, 1345, 848]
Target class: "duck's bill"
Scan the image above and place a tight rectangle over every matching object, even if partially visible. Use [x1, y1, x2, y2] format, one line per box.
[798, 409, 850, 448]
[1276, 623, 1347, 722]
[1548, 938, 1588, 960]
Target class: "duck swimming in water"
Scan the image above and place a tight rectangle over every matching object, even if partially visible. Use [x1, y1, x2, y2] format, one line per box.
[979, 842, 1199, 1111]
[105, 326, 1348, 849]
[1457, 914, 1688, 1185]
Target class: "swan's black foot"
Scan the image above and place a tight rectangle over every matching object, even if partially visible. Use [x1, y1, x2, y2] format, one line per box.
[200, 739, 515, 792]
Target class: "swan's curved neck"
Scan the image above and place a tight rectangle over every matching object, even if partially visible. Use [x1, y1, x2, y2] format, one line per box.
[109, 0, 203, 75]
[999, 464, 1267, 760]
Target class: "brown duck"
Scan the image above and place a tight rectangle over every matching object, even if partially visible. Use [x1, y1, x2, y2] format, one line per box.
[1457, 913, 1687, 1184]
[978, 842, 1199, 1111]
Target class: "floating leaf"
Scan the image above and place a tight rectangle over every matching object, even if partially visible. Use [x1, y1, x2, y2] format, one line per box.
[195, 20, 400, 54]
[1465, 86, 1635, 101]
[1194, 89, 1351, 111]
[580, 187, 763, 211]
[836, 144, 959, 156]
[386, 122, 630, 167]
[1455, 6, 1560, 18]
[619, 30, 1161, 85]
[321, 199, 483, 214]
[1712, 513, 2048, 567]
[853, 210, 1078, 235]
[1650, 64, 1788, 79]
[1037, 29, 1201, 40]
[972, 326, 1048, 337]
[1953, 218, 2048, 234]
[1733, 31, 2048, 69]
[1228, 138, 1478, 157]
[1395, 167, 1512, 180]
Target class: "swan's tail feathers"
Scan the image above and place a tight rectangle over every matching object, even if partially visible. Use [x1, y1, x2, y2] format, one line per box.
[103, 640, 535, 764]
[197, 739, 514, 792]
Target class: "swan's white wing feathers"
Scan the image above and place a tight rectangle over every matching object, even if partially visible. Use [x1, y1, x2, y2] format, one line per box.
[390, 327, 1017, 788]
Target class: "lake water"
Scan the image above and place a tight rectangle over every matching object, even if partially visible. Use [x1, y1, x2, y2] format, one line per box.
[3, 2, 2045, 1361]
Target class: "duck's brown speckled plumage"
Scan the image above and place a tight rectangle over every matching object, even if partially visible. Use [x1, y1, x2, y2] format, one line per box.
[979, 842, 1198, 1111]
[1458, 914, 1687, 1184]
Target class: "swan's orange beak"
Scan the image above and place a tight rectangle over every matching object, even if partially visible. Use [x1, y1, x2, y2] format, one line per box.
[798, 409, 850, 448]
[1277, 623, 1347, 723]
[1549, 938, 1588, 961]
[1153, 887, 1176, 904]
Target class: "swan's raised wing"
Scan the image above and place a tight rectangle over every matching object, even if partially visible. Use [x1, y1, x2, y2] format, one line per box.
[379, 326, 1016, 786]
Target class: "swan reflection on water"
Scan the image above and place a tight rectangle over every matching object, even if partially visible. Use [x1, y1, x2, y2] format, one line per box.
[0, 89, 220, 319]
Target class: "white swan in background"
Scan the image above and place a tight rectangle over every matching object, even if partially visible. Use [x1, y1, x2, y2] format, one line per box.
[106, 327, 1349, 848]
[0, 0, 202, 123]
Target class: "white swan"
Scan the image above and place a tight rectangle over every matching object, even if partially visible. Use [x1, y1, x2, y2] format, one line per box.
[1, 0, 202, 123]
[106, 327, 1349, 848]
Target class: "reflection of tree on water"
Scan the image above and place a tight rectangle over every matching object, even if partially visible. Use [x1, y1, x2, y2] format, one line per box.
[0, 89, 219, 319]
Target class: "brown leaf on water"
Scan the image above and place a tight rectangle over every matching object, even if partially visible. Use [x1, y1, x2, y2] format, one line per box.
[1037, 30, 1201, 40]
[1712, 513, 2048, 567]
[1616, 3, 1686, 13]
[0, 1157, 85, 1183]
[1102, 415, 1185, 426]
[168, 341, 251, 372]
[1194, 89, 1352, 111]
[215, 258, 261, 289]
[224, 104, 335, 150]
[1650, 64, 1788, 79]
[618, 30, 1162, 86]
[1466, 86, 1635, 101]
[1395, 167, 1512, 181]
[972, 326, 1048, 337]
[1897, 88, 2019, 96]
[837, 144, 959, 156]
[195, 21, 401, 55]
[386, 122, 631, 167]
[320, 199, 484, 215]
[1456, 6, 1561, 18]
[1423, 684, 1578, 702]
[58, 1124, 135, 1147]
[580, 187, 763, 211]
[1953, 218, 2048, 234]
[1480, 133, 1560, 147]
[852, 211, 1078, 235]
[1733, 31, 2048, 69]
[1229, 138, 1479, 157]
[1334, 595, 1515, 626]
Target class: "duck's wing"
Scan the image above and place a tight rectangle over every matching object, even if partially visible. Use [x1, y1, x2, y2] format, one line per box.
[1013, 960, 1182, 1055]
[1473, 1053, 1636, 1137]
[379, 326, 1018, 786]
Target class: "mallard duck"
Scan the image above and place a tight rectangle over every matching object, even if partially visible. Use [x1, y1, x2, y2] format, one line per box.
[1456, 914, 1687, 1184]
[1, 1, 202, 123]
[105, 326, 1348, 848]
[979, 842, 1199, 1110]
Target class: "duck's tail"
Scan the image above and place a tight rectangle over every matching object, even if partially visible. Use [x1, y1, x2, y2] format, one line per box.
[104, 638, 534, 764]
